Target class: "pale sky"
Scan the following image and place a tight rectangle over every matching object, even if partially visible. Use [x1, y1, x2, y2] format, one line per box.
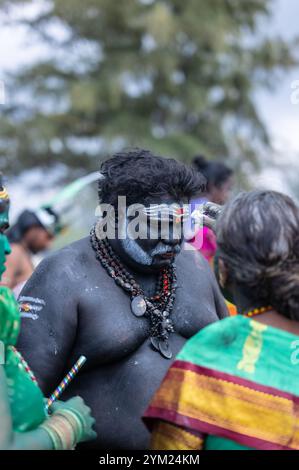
[258, 0, 299, 154]
[0, 0, 298, 215]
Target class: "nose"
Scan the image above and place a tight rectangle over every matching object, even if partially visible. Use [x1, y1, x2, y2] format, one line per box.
[162, 228, 182, 247]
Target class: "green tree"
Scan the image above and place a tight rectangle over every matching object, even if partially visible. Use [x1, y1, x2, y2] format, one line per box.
[0, 0, 297, 179]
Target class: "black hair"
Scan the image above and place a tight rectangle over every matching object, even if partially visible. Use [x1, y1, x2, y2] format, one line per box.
[99, 148, 205, 207]
[216, 190, 299, 320]
[7, 210, 45, 243]
[193, 155, 233, 191]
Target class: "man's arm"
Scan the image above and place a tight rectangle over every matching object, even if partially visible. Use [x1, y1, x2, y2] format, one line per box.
[193, 249, 228, 320]
[211, 271, 228, 319]
[17, 250, 78, 396]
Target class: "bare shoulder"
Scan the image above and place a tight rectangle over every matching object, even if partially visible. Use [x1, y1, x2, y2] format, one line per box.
[10, 243, 23, 253]
[23, 237, 93, 287]
[8, 243, 25, 258]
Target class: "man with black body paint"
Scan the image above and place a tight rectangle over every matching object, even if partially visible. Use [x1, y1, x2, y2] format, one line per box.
[17, 150, 228, 449]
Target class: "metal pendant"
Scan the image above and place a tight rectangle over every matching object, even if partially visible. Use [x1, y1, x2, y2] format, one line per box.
[131, 296, 147, 317]
[158, 340, 173, 360]
[151, 336, 160, 351]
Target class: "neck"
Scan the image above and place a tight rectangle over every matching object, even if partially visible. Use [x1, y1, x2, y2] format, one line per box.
[233, 283, 299, 335]
[232, 283, 265, 315]
[20, 239, 32, 255]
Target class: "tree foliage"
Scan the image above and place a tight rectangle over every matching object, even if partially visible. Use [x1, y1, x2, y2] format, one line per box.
[0, 0, 297, 179]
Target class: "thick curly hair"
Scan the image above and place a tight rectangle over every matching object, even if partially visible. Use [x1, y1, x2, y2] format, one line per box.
[99, 148, 205, 206]
[216, 190, 299, 320]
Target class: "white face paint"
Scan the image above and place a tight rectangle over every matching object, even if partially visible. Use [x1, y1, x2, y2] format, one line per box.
[119, 213, 181, 267]
[120, 237, 153, 266]
[118, 213, 153, 265]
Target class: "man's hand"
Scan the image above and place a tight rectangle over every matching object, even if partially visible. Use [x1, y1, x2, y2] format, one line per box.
[202, 202, 222, 232]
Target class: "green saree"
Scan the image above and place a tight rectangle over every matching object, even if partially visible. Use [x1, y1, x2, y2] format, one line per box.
[0, 286, 46, 432]
[145, 315, 299, 450]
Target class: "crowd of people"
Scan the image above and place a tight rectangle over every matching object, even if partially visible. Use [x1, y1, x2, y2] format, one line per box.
[1, 148, 299, 451]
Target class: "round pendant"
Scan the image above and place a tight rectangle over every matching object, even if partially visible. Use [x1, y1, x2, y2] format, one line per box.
[131, 296, 147, 317]
[151, 336, 160, 351]
[159, 340, 173, 360]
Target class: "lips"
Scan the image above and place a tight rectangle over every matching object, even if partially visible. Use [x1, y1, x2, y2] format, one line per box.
[159, 252, 175, 259]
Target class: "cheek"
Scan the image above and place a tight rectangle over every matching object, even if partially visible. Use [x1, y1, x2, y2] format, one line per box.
[121, 238, 153, 266]
[213, 189, 224, 205]
[36, 235, 44, 247]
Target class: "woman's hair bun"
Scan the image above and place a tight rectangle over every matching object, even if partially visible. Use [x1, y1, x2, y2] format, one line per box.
[193, 155, 208, 170]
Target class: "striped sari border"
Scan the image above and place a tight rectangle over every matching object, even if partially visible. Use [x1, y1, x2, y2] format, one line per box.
[173, 360, 299, 402]
[144, 406, 293, 451]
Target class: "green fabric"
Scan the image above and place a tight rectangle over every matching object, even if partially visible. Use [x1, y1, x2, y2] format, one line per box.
[0, 233, 11, 278]
[176, 315, 299, 450]
[177, 315, 299, 395]
[0, 286, 46, 432]
[205, 435, 253, 451]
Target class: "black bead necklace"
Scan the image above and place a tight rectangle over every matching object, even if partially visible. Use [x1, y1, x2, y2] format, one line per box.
[90, 226, 177, 359]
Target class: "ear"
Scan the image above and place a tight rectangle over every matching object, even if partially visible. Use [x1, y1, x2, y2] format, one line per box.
[218, 257, 228, 289]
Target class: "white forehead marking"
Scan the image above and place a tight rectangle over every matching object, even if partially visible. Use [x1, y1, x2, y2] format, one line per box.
[142, 203, 189, 221]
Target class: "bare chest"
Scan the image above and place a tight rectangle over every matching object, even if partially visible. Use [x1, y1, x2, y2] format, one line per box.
[73, 262, 219, 366]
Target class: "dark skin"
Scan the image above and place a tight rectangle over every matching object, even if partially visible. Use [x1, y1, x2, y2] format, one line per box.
[17, 196, 228, 450]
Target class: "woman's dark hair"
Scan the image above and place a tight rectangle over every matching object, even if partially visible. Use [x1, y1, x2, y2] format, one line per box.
[193, 155, 233, 191]
[99, 148, 206, 207]
[216, 190, 299, 320]
[7, 210, 44, 243]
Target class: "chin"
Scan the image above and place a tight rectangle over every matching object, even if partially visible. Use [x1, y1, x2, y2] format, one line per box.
[151, 258, 173, 269]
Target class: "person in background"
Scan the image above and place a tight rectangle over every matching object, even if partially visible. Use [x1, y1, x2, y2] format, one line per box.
[189, 156, 236, 316]
[190, 155, 234, 264]
[0, 176, 96, 450]
[2, 208, 58, 297]
[145, 191, 299, 450]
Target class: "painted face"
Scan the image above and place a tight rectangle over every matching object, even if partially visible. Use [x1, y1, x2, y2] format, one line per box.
[118, 196, 188, 271]
[0, 193, 11, 280]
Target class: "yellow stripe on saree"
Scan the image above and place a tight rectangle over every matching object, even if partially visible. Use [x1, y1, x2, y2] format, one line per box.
[150, 365, 299, 449]
[151, 421, 204, 451]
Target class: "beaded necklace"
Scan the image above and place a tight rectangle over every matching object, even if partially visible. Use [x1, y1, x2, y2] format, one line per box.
[90, 226, 177, 359]
[244, 306, 273, 318]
